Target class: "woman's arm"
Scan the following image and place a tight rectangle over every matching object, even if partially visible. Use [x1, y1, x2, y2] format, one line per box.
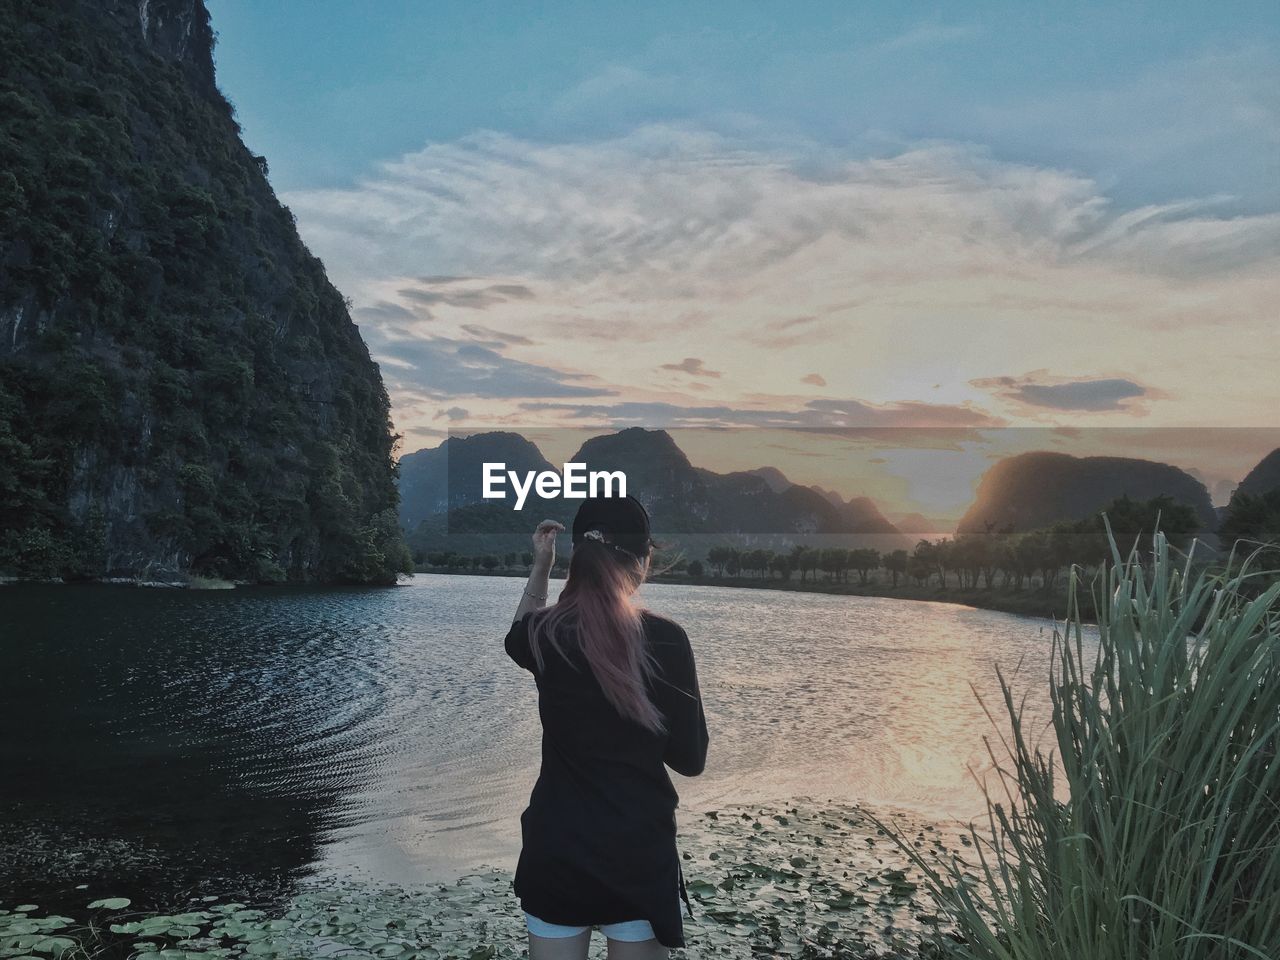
[663, 627, 709, 777]
[511, 519, 564, 623]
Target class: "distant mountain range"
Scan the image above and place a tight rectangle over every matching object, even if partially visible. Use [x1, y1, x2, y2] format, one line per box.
[399, 433, 1280, 556]
[398, 427, 904, 546]
[956, 451, 1219, 534]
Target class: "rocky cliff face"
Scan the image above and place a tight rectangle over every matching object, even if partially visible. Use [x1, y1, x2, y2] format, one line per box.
[0, 0, 410, 582]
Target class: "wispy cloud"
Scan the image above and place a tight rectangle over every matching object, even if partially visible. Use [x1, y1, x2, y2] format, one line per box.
[660, 357, 722, 378]
[968, 45, 1280, 211]
[876, 22, 982, 53]
[355, 300, 418, 323]
[518, 396, 1003, 430]
[972, 372, 1154, 413]
[285, 125, 1279, 439]
[398, 279, 536, 310]
[365, 327, 614, 401]
[291, 127, 1278, 296]
[460, 323, 534, 346]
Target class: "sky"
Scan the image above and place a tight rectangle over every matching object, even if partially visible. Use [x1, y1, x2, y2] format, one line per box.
[207, 2, 1280, 515]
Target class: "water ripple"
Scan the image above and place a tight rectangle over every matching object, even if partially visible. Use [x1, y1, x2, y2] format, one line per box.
[0, 575, 1091, 903]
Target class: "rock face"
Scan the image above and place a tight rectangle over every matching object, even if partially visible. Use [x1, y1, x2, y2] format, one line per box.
[956, 451, 1217, 535]
[0, 0, 408, 583]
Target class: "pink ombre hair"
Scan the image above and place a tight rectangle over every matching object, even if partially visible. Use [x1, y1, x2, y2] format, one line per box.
[528, 539, 665, 733]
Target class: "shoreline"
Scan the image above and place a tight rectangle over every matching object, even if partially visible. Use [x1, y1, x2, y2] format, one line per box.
[0, 575, 407, 591]
[2, 567, 1074, 620]
[414, 566, 1074, 620]
[0, 798, 959, 959]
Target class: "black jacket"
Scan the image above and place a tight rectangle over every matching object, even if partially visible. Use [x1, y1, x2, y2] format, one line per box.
[504, 609, 709, 947]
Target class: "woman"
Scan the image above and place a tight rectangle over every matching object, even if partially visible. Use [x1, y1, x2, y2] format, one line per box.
[504, 495, 709, 959]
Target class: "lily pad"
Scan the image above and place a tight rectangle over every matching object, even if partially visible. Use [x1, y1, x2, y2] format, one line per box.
[1, 799, 965, 960]
[32, 936, 77, 957]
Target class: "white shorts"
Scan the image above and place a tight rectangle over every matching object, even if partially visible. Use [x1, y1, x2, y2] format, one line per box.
[524, 912, 656, 942]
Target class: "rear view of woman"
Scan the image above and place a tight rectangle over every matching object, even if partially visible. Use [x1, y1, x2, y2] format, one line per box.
[504, 495, 710, 959]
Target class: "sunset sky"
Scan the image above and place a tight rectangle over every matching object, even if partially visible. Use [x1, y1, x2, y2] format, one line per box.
[208, 1, 1279, 515]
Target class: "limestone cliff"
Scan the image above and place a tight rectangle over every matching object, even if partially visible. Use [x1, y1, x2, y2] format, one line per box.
[0, 0, 410, 582]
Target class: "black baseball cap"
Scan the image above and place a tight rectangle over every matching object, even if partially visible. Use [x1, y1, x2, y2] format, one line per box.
[571, 495, 652, 559]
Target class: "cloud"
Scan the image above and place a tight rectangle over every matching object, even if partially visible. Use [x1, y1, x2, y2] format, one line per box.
[967, 45, 1280, 212]
[398, 279, 536, 310]
[802, 373, 827, 387]
[290, 127, 1278, 301]
[972, 372, 1152, 412]
[435, 406, 470, 421]
[460, 323, 534, 346]
[365, 326, 614, 401]
[548, 64, 685, 125]
[751, 314, 832, 349]
[284, 125, 1278, 437]
[372, 353, 415, 370]
[877, 22, 982, 53]
[518, 396, 1003, 430]
[660, 357, 722, 378]
[354, 300, 419, 323]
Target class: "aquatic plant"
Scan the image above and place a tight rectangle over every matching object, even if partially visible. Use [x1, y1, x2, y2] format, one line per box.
[0, 801, 953, 959]
[888, 529, 1280, 959]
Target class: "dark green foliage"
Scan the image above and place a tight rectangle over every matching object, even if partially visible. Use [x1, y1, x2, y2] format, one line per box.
[885, 534, 1280, 959]
[678, 495, 1202, 599]
[0, 0, 407, 584]
[1219, 488, 1280, 548]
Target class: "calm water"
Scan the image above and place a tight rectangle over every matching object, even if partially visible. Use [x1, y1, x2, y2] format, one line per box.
[0, 575, 1075, 909]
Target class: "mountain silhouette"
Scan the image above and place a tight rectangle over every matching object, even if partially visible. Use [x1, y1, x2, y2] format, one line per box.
[1236, 448, 1280, 498]
[398, 427, 904, 544]
[956, 451, 1217, 534]
[398, 431, 554, 530]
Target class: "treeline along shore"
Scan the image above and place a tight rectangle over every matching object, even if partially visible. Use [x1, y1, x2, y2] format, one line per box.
[414, 493, 1280, 620]
[418, 562, 1080, 620]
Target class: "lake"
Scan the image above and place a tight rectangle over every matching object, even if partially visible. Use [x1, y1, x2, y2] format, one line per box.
[0, 574, 1074, 911]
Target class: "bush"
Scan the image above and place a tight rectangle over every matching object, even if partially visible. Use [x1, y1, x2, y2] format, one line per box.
[892, 527, 1280, 959]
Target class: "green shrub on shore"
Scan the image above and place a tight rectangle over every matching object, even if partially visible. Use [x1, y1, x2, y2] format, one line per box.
[895, 528, 1280, 959]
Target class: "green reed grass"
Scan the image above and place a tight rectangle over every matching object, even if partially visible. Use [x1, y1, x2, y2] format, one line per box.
[891, 529, 1280, 959]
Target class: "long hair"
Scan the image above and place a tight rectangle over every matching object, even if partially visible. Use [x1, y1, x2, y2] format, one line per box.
[529, 539, 665, 733]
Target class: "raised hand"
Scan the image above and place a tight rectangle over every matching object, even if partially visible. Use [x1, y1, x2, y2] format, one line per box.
[532, 519, 564, 569]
